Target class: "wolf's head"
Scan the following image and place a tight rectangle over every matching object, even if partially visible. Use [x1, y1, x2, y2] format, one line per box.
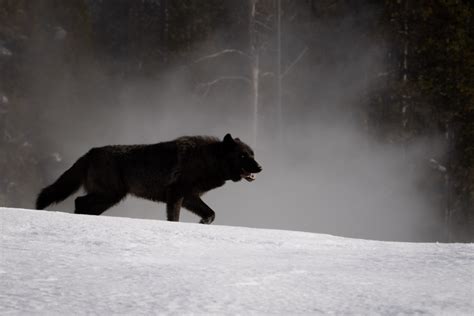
[221, 133, 262, 182]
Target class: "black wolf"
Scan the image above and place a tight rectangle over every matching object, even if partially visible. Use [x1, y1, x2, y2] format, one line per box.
[35, 134, 262, 224]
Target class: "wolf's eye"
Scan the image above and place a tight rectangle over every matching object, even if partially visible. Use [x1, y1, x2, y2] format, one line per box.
[240, 154, 247, 159]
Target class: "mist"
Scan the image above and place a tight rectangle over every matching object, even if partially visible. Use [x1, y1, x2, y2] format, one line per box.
[12, 1, 447, 242]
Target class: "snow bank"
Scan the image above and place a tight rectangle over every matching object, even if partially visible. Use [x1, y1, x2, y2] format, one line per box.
[1, 208, 472, 314]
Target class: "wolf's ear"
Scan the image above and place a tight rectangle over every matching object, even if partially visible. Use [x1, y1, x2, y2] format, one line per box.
[223, 133, 235, 147]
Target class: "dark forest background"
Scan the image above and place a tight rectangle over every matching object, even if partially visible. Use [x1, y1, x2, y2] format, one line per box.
[0, 0, 472, 242]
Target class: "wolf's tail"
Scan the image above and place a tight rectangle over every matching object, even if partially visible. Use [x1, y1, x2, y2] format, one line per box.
[36, 153, 90, 210]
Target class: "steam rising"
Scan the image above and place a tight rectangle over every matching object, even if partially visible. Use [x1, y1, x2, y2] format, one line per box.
[33, 3, 444, 242]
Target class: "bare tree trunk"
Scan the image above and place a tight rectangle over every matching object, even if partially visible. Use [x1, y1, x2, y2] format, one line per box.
[444, 110, 452, 242]
[250, 0, 259, 148]
[252, 53, 260, 148]
[161, 0, 169, 63]
[401, 0, 409, 153]
[276, 0, 282, 143]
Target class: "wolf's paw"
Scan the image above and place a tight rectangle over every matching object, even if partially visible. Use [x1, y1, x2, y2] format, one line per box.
[199, 214, 215, 224]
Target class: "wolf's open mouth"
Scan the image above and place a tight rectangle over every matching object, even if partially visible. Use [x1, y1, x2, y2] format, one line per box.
[240, 169, 256, 182]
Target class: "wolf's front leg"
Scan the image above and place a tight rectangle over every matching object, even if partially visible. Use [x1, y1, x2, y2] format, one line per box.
[166, 190, 183, 222]
[182, 196, 216, 224]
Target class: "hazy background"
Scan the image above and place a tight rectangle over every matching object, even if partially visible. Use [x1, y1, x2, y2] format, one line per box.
[2, 1, 471, 241]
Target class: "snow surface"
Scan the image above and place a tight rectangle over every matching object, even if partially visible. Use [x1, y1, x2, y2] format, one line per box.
[1, 208, 473, 315]
[0, 45, 12, 57]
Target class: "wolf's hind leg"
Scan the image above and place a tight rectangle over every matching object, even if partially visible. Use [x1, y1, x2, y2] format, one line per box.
[74, 194, 123, 215]
[183, 196, 215, 224]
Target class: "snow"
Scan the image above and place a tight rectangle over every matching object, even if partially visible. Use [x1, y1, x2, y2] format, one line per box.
[54, 26, 67, 41]
[1, 208, 473, 315]
[0, 45, 12, 57]
[430, 158, 447, 173]
[0, 94, 8, 105]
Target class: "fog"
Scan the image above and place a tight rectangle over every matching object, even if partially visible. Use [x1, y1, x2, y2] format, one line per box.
[26, 2, 445, 242]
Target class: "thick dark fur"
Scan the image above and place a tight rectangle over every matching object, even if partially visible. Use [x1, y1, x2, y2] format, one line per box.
[36, 134, 262, 224]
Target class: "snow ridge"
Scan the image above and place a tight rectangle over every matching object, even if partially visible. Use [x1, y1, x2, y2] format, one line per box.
[1, 208, 473, 314]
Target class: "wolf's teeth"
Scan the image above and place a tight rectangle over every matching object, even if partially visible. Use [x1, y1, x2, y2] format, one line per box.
[244, 174, 256, 182]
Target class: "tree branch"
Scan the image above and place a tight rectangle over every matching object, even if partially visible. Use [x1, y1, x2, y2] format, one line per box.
[196, 76, 251, 96]
[193, 49, 251, 64]
[254, 19, 273, 31]
[282, 46, 308, 79]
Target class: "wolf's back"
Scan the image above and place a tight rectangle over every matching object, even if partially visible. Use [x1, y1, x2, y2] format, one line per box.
[36, 153, 90, 210]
